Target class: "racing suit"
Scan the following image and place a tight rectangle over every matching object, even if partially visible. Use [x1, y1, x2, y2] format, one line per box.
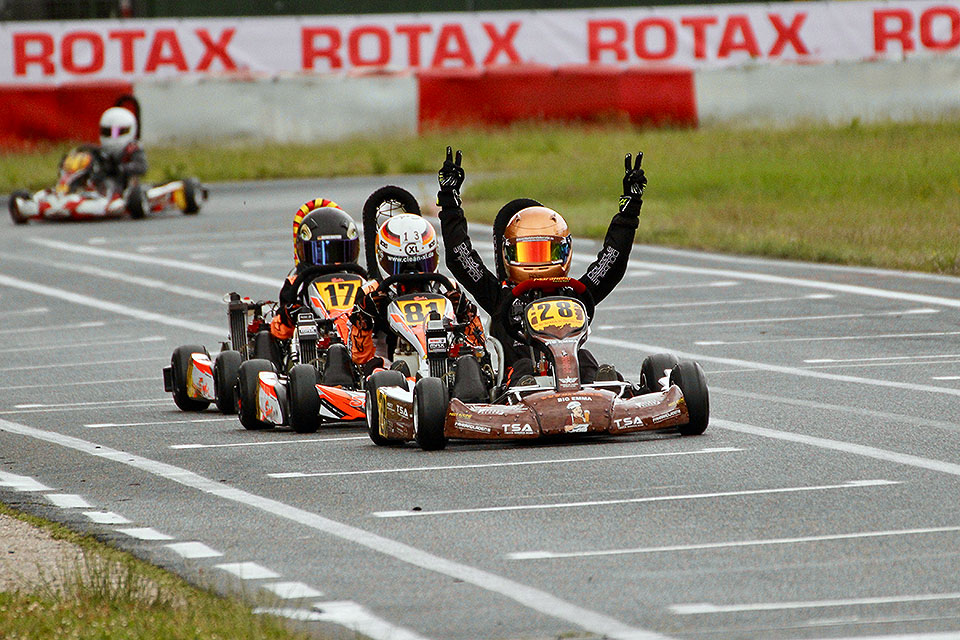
[93, 142, 147, 193]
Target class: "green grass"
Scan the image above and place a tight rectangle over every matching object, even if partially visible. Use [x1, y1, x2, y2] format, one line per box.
[4, 119, 959, 274]
[0, 505, 315, 640]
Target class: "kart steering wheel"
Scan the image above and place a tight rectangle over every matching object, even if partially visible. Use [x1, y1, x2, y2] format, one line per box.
[378, 272, 455, 296]
[500, 277, 595, 345]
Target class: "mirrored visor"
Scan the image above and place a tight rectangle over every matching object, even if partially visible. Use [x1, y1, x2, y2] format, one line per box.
[302, 236, 359, 266]
[504, 236, 571, 265]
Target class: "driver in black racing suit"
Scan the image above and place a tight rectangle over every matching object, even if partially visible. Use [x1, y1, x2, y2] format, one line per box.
[436, 146, 646, 386]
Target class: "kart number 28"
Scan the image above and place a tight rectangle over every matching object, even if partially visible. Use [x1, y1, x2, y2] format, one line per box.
[526, 299, 586, 333]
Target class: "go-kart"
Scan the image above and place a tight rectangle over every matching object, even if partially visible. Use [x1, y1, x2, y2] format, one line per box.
[8, 144, 205, 224]
[369, 278, 709, 450]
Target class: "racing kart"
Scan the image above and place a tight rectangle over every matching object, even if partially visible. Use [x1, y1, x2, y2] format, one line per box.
[369, 279, 709, 450]
[8, 145, 205, 224]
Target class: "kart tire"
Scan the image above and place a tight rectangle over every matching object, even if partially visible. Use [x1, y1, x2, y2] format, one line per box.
[414, 377, 449, 451]
[366, 370, 407, 447]
[9, 190, 30, 225]
[288, 364, 320, 434]
[252, 330, 276, 362]
[213, 350, 242, 414]
[670, 360, 709, 436]
[237, 359, 277, 430]
[126, 185, 146, 219]
[181, 178, 202, 214]
[453, 355, 488, 403]
[170, 345, 211, 412]
[640, 353, 680, 394]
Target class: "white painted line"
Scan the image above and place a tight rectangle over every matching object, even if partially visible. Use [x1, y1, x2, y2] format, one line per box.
[617, 280, 739, 292]
[589, 336, 960, 398]
[603, 293, 833, 312]
[29, 238, 284, 288]
[262, 582, 324, 599]
[805, 354, 960, 364]
[670, 591, 960, 615]
[88, 417, 236, 429]
[0, 335, 165, 354]
[116, 527, 174, 541]
[932, 376, 960, 381]
[14, 398, 168, 410]
[0, 274, 223, 337]
[596, 308, 938, 331]
[139, 239, 286, 253]
[4, 306, 49, 317]
[509, 525, 960, 561]
[45, 494, 93, 509]
[0, 320, 106, 335]
[803, 359, 960, 372]
[242, 259, 291, 268]
[0, 416, 666, 640]
[627, 269, 655, 277]
[271, 447, 742, 479]
[165, 541, 224, 559]
[0, 376, 156, 392]
[696, 330, 960, 347]
[0, 471, 52, 492]
[255, 601, 429, 640]
[373, 480, 896, 519]
[0, 356, 164, 373]
[215, 562, 281, 580]
[83, 511, 131, 525]
[171, 435, 368, 450]
[1, 400, 170, 416]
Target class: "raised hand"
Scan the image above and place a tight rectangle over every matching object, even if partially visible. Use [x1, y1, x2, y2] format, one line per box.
[437, 146, 465, 208]
[619, 152, 646, 217]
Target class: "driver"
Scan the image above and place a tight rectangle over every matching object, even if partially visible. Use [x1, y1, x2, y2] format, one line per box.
[92, 106, 147, 193]
[436, 147, 646, 385]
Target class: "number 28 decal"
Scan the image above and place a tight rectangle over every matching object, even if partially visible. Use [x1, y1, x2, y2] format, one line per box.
[525, 299, 586, 333]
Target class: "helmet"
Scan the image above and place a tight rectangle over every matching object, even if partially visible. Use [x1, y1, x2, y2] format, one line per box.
[295, 206, 360, 268]
[98, 107, 137, 156]
[502, 206, 572, 283]
[376, 214, 439, 276]
[293, 198, 341, 265]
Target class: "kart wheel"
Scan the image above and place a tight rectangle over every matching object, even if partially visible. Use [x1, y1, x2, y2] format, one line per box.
[170, 345, 211, 412]
[213, 350, 242, 414]
[670, 360, 709, 436]
[453, 355, 488, 403]
[640, 353, 679, 393]
[414, 377, 449, 451]
[252, 330, 276, 362]
[8, 190, 30, 225]
[126, 186, 146, 219]
[237, 359, 276, 430]
[288, 364, 320, 434]
[181, 178, 202, 214]
[366, 370, 407, 446]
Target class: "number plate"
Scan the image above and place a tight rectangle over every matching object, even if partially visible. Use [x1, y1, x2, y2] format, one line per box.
[394, 294, 448, 326]
[308, 274, 363, 312]
[524, 298, 587, 335]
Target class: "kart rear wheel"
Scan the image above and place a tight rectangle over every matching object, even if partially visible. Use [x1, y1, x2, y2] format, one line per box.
[9, 190, 30, 225]
[670, 360, 709, 436]
[126, 185, 146, 219]
[366, 370, 407, 447]
[213, 350, 242, 414]
[170, 345, 211, 412]
[288, 364, 320, 434]
[414, 377, 449, 451]
[181, 178, 202, 214]
[237, 359, 276, 430]
[640, 353, 679, 393]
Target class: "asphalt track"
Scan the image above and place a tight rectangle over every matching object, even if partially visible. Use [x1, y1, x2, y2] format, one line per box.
[1, 175, 959, 640]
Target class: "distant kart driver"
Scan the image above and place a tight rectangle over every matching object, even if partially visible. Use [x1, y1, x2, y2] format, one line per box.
[436, 146, 646, 386]
[92, 106, 147, 193]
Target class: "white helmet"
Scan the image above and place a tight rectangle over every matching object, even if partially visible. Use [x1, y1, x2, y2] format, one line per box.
[99, 107, 137, 155]
[376, 214, 439, 276]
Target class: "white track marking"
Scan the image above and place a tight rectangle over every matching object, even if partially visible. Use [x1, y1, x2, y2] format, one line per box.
[0, 274, 223, 336]
[262, 582, 324, 599]
[255, 601, 429, 640]
[373, 480, 895, 519]
[805, 354, 960, 364]
[617, 280, 739, 292]
[0, 320, 105, 335]
[0, 335, 164, 354]
[87, 417, 236, 428]
[589, 337, 960, 398]
[166, 542, 223, 559]
[271, 448, 741, 479]
[596, 308, 938, 331]
[28, 238, 284, 287]
[0, 471, 52, 492]
[509, 525, 960, 561]
[696, 330, 960, 346]
[1, 401, 170, 416]
[803, 359, 960, 371]
[603, 293, 833, 312]
[0, 376, 156, 392]
[0, 417, 668, 640]
[4, 306, 49, 317]
[671, 592, 960, 615]
[215, 562, 281, 580]
[14, 398, 168, 410]
[45, 494, 93, 508]
[171, 436, 368, 450]
[0, 356, 164, 373]
[138, 239, 286, 253]
[242, 259, 292, 268]
[83, 511, 131, 525]
[116, 527, 174, 541]
[714, 419, 960, 477]
[933, 376, 960, 381]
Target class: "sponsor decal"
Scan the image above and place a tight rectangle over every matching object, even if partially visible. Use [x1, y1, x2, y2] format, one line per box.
[565, 423, 589, 433]
[614, 415, 647, 429]
[553, 395, 594, 403]
[504, 422, 535, 434]
[652, 408, 682, 424]
[453, 242, 484, 283]
[455, 420, 491, 434]
[583, 247, 619, 285]
[564, 400, 591, 432]
[386, 400, 410, 419]
[558, 376, 578, 385]
[474, 406, 508, 416]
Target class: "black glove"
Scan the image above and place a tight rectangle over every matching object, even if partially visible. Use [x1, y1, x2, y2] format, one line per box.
[618, 152, 646, 218]
[437, 146, 465, 209]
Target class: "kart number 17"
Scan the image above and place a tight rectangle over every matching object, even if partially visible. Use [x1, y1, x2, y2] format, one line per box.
[310, 277, 362, 311]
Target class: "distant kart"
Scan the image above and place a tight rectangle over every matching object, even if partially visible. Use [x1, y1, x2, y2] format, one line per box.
[8, 145, 205, 224]
[369, 278, 709, 450]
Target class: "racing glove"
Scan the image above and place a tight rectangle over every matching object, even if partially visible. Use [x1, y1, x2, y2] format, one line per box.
[437, 146, 465, 209]
[618, 152, 646, 219]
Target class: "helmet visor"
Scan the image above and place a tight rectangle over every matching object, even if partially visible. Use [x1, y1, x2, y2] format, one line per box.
[382, 251, 439, 276]
[302, 236, 359, 266]
[100, 125, 132, 139]
[504, 236, 571, 265]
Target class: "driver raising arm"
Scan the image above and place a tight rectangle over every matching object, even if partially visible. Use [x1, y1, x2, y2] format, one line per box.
[436, 147, 646, 384]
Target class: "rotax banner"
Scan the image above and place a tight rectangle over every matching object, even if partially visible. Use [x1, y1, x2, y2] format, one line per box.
[2, 0, 959, 85]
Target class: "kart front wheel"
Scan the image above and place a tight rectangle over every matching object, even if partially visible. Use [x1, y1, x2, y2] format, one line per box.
[366, 370, 407, 447]
[170, 345, 211, 412]
[414, 377, 449, 451]
[237, 359, 276, 430]
[640, 353, 679, 393]
[288, 364, 320, 434]
[671, 360, 709, 436]
[126, 186, 146, 219]
[181, 178, 202, 214]
[8, 190, 30, 225]
[213, 350, 242, 414]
